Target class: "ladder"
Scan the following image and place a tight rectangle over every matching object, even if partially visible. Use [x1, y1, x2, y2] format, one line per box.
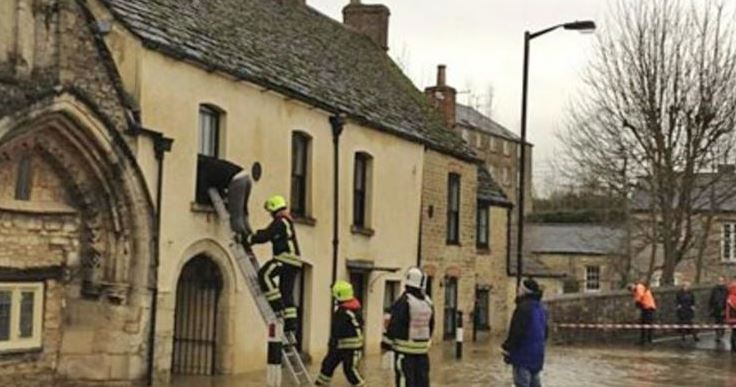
[208, 188, 313, 386]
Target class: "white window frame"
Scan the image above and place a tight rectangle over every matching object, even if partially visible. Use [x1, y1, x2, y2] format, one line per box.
[584, 266, 601, 292]
[722, 223, 736, 262]
[503, 167, 511, 185]
[503, 140, 511, 156]
[461, 129, 470, 142]
[489, 137, 496, 152]
[475, 132, 482, 148]
[0, 282, 44, 352]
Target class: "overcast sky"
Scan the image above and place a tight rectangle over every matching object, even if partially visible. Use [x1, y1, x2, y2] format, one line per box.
[310, 0, 608, 193]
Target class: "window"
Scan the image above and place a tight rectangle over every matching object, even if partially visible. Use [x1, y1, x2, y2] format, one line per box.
[291, 132, 311, 218]
[15, 154, 32, 201]
[477, 204, 490, 249]
[722, 223, 736, 262]
[503, 140, 512, 156]
[489, 137, 496, 152]
[585, 266, 601, 292]
[383, 280, 400, 313]
[502, 167, 511, 185]
[474, 288, 490, 330]
[0, 282, 44, 352]
[461, 129, 470, 142]
[475, 133, 482, 148]
[425, 276, 434, 299]
[443, 277, 458, 339]
[353, 152, 372, 229]
[198, 105, 221, 157]
[447, 173, 461, 244]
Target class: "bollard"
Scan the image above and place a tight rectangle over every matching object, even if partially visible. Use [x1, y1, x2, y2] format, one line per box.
[266, 323, 282, 387]
[455, 310, 463, 360]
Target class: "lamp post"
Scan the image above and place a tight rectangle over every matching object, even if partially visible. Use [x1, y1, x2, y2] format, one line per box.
[516, 20, 596, 288]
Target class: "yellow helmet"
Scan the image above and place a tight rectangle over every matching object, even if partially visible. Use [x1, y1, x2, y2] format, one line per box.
[332, 280, 354, 302]
[264, 195, 287, 213]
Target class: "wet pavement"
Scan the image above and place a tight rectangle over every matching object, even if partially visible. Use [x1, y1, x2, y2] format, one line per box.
[169, 333, 736, 387]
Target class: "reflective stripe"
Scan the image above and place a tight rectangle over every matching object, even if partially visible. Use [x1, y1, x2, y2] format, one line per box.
[393, 339, 431, 354]
[263, 262, 280, 292]
[337, 337, 364, 349]
[316, 373, 331, 384]
[395, 353, 406, 387]
[352, 350, 365, 386]
[382, 335, 394, 346]
[265, 289, 281, 301]
[283, 307, 298, 319]
[275, 253, 302, 267]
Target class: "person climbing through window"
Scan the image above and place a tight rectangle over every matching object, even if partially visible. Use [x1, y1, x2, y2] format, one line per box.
[315, 280, 365, 386]
[196, 154, 252, 238]
[250, 195, 302, 336]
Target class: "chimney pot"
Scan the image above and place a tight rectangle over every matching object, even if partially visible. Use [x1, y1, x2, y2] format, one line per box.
[437, 65, 447, 87]
[343, 1, 391, 51]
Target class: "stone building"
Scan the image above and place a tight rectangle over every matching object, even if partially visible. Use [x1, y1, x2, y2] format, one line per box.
[420, 154, 513, 341]
[424, 65, 533, 214]
[631, 168, 736, 286]
[0, 0, 500, 385]
[525, 223, 627, 294]
[0, 0, 157, 385]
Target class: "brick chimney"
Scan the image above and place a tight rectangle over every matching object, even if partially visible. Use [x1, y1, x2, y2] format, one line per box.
[424, 65, 457, 128]
[342, 0, 390, 51]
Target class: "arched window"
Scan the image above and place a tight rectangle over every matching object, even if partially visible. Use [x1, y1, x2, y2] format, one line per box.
[15, 154, 32, 201]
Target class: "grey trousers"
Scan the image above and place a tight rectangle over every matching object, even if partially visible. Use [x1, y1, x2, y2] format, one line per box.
[227, 171, 252, 235]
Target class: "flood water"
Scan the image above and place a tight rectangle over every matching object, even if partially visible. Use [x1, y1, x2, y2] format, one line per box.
[169, 333, 735, 387]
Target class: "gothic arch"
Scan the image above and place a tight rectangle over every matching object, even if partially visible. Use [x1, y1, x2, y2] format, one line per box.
[0, 95, 155, 303]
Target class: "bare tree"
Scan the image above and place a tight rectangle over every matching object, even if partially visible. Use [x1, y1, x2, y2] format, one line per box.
[560, 0, 736, 285]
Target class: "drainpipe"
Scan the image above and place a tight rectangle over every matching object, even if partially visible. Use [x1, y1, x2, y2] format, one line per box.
[416, 198, 423, 267]
[329, 113, 345, 285]
[506, 207, 513, 277]
[147, 133, 173, 386]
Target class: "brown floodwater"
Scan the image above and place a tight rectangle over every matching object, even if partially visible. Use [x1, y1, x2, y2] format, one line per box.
[168, 333, 735, 387]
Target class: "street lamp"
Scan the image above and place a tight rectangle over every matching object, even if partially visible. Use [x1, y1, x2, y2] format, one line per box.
[516, 20, 596, 289]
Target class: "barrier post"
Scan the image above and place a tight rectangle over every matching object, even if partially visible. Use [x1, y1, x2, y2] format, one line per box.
[455, 310, 463, 360]
[266, 323, 282, 387]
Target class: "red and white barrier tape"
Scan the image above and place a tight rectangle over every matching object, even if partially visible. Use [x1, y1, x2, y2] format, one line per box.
[554, 323, 734, 330]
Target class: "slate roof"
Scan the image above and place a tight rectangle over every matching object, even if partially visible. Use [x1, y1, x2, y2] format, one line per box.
[99, 0, 475, 160]
[631, 172, 736, 213]
[526, 223, 626, 256]
[477, 165, 511, 206]
[455, 104, 519, 141]
[507, 256, 566, 278]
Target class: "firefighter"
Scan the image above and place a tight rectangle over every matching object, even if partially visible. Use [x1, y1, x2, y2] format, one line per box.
[250, 195, 302, 334]
[382, 267, 434, 387]
[315, 281, 365, 386]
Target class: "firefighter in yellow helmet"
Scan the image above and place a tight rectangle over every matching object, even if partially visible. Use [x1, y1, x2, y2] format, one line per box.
[315, 281, 365, 386]
[250, 195, 302, 335]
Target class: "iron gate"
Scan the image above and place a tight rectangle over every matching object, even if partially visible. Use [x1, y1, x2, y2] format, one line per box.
[172, 255, 223, 375]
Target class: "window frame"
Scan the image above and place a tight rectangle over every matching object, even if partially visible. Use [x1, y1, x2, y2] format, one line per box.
[383, 280, 400, 313]
[476, 203, 490, 249]
[290, 131, 312, 218]
[584, 265, 601, 292]
[722, 223, 736, 262]
[353, 152, 373, 229]
[0, 282, 44, 353]
[446, 173, 461, 245]
[503, 140, 512, 156]
[198, 105, 222, 158]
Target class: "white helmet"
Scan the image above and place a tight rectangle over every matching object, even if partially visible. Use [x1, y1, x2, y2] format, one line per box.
[405, 267, 426, 290]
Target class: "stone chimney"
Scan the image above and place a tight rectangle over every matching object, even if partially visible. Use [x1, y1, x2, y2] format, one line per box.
[342, 0, 390, 51]
[424, 65, 457, 128]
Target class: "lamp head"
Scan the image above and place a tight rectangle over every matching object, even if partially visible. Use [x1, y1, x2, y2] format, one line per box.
[563, 20, 596, 34]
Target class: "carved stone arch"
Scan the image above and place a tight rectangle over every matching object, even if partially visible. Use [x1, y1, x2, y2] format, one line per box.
[0, 96, 155, 303]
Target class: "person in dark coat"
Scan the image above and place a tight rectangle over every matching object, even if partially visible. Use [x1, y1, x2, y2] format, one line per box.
[675, 282, 698, 342]
[709, 276, 728, 341]
[502, 278, 547, 387]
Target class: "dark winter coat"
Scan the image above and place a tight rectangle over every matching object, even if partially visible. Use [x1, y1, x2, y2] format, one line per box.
[709, 285, 728, 318]
[502, 292, 548, 373]
[249, 213, 301, 267]
[675, 289, 696, 322]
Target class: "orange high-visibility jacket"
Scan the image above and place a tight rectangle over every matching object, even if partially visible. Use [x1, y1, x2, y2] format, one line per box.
[726, 282, 736, 324]
[633, 283, 656, 310]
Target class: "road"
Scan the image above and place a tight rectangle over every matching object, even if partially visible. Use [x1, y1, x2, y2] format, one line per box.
[169, 333, 735, 386]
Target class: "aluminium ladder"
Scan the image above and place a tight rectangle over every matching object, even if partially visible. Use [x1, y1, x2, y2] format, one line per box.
[208, 188, 312, 386]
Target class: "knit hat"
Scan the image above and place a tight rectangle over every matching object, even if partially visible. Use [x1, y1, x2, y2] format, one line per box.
[519, 278, 541, 295]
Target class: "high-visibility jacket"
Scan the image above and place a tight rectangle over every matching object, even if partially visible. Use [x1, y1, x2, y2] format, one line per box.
[329, 298, 364, 350]
[726, 283, 736, 324]
[382, 288, 435, 355]
[249, 213, 302, 267]
[633, 283, 656, 310]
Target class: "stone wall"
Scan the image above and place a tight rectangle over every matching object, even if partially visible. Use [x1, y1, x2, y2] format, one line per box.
[546, 285, 715, 343]
[420, 150, 478, 341]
